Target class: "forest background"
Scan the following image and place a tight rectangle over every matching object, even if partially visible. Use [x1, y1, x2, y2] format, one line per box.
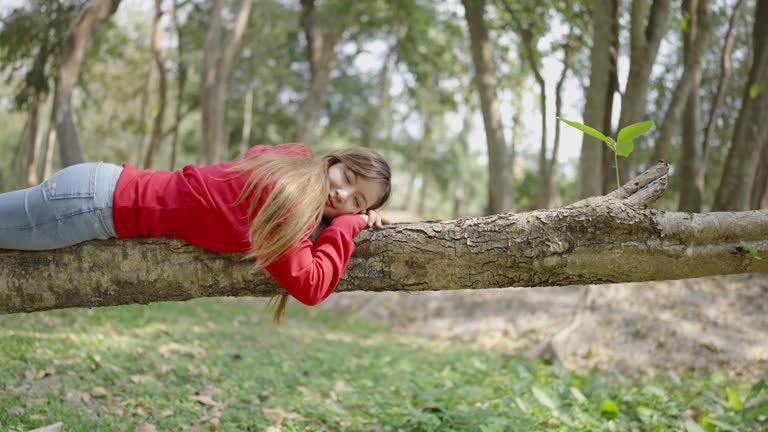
[1, 0, 768, 430]
[1, 0, 766, 218]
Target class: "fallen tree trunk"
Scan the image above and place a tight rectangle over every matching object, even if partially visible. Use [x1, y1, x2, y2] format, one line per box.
[1, 162, 766, 314]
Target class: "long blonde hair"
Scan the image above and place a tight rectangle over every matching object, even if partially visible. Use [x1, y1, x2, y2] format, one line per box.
[231, 146, 391, 323]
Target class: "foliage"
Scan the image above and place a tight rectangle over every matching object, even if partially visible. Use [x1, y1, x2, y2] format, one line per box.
[558, 117, 655, 189]
[0, 299, 765, 431]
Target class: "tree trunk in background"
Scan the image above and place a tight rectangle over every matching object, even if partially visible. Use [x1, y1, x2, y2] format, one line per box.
[200, 0, 252, 165]
[365, 22, 408, 149]
[296, 0, 352, 146]
[678, 0, 712, 212]
[239, 91, 253, 157]
[549, 42, 573, 209]
[40, 78, 59, 181]
[578, 0, 617, 199]
[506, 10, 547, 209]
[698, 0, 744, 207]
[143, 0, 168, 169]
[54, 0, 121, 168]
[713, 0, 768, 211]
[678, 71, 703, 212]
[169, 0, 185, 171]
[615, 0, 671, 182]
[3, 162, 767, 315]
[22, 37, 50, 187]
[462, 0, 514, 214]
[650, 0, 712, 166]
[404, 111, 433, 214]
[752, 137, 768, 209]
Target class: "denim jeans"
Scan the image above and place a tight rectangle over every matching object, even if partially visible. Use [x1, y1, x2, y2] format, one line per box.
[0, 162, 123, 250]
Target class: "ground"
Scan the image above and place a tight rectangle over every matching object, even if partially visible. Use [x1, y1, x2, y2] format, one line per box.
[321, 273, 768, 380]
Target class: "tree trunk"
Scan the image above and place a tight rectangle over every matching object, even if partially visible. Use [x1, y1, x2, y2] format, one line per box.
[169, 0, 186, 171]
[200, 0, 252, 164]
[40, 80, 59, 181]
[143, 0, 168, 169]
[678, 70, 703, 212]
[239, 90, 254, 158]
[549, 42, 574, 209]
[462, 0, 514, 214]
[53, 0, 121, 168]
[616, 0, 671, 182]
[2, 162, 767, 315]
[296, 0, 352, 146]
[577, 0, 617, 199]
[752, 136, 768, 209]
[713, 0, 768, 211]
[650, 0, 712, 165]
[365, 21, 408, 149]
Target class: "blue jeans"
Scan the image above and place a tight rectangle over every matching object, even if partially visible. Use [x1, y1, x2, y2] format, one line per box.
[0, 162, 123, 250]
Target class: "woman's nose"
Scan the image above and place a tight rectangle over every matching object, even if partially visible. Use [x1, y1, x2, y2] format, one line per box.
[335, 188, 349, 204]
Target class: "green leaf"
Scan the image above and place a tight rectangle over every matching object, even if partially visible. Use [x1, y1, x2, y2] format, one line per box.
[745, 378, 765, 402]
[617, 120, 654, 147]
[750, 81, 766, 98]
[707, 416, 740, 432]
[743, 399, 768, 420]
[558, 117, 614, 149]
[569, 386, 587, 403]
[725, 387, 742, 411]
[600, 399, 619, 420]
[684, 417, 705, 432]
[615, 139, 634, 157]
[532, 386, 558, 412]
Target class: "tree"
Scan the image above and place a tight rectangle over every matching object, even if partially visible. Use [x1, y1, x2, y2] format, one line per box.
[143, 0, 169, 169]
[713, 0, 768, 211]
[1, 162, 766, 315]
[462, 0, 514, 214]
[576, 0, 619, 199]
[53, 0, 122, 168]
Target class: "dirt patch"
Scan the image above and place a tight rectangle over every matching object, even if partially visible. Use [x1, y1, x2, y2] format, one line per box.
[321, 273, 768, 379]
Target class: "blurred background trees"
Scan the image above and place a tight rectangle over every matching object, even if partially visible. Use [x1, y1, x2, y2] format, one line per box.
[1, 0, 766, 217]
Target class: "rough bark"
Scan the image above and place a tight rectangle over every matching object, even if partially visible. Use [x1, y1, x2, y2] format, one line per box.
[2, 162, 767, 315]
[577, 0, 617, 199]
[616, 0, 671, 182]
[143, 0, 168, 169]
[462, 0, 514, 214]
[200, 0, 252, 164]
[713, 0, 768, 211]
[650, 0, 711, 165]
[295, 0, 352, 147]
[53, 0, 121, 168]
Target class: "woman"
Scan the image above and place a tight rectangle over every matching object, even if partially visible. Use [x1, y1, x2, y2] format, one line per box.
[0, 143, 392, 321]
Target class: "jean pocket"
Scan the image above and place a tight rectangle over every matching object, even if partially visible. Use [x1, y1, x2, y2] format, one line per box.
[42, 163, 99, 200]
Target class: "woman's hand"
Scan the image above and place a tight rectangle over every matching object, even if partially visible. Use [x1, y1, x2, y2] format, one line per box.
[357, 209, 390, 229]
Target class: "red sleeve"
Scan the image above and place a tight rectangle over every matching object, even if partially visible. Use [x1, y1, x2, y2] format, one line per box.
[264, 213, 368, 306]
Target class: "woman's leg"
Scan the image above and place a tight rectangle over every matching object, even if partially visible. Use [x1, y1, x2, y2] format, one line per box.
[0, 162, 123, 250]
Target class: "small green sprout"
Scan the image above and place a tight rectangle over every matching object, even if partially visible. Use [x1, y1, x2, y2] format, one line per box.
[739, 241, 762, 260]
[558, 117, 655, 189]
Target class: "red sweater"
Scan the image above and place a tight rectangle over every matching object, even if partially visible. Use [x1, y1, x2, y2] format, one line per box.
[112, 143, 368, 306]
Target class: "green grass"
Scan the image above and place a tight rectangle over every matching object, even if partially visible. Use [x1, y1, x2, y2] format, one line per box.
[0, 299, 765, 431]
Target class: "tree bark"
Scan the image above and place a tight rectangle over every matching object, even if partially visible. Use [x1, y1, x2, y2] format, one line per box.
[53, 0, 121, 168]
[577, 0, 617, 199]
[752, 136, 768, 209]
[2, 162, 767, 315]
[143, 0, 168, 169]
[462, 0, 514, 214]
[713, 0, 768, 211]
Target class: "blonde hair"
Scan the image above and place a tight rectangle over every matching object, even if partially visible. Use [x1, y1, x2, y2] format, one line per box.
[231, 146, 391, 323]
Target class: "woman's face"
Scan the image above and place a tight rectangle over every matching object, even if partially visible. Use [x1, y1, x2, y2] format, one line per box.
[323, 162, 386, 218]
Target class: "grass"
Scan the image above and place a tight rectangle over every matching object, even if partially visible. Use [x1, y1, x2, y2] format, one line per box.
[0, 298, 765, 431]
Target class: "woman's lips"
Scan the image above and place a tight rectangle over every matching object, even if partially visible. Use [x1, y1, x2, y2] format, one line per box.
[327, 196, 334, 208]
